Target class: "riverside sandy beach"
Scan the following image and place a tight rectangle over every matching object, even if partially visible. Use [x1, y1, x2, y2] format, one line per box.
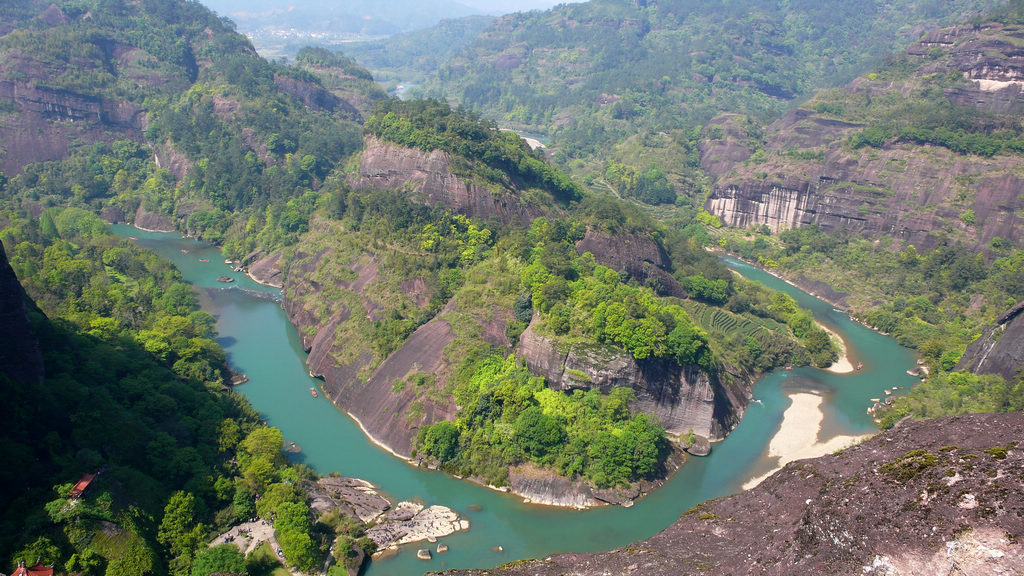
[742, 392, 870, 490]
[822, 324, 854, 374]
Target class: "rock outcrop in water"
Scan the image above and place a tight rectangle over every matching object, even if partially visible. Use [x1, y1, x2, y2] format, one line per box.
[440, 412, 1024, 576]
[278, 131, 757, 504]
[957, 300, 1024, 381]
[705, 22, 1024, 251]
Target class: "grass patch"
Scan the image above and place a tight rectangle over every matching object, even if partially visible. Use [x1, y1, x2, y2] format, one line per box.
[246, 542, 291, 576]
[880, 449, 938, 481]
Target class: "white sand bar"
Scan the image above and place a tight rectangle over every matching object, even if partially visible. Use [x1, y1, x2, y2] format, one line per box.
[743, 393, 871, 490]
[821, 324, 854, 374]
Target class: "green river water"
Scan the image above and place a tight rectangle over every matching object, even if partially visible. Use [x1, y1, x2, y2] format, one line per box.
[114, 226, 918, 575]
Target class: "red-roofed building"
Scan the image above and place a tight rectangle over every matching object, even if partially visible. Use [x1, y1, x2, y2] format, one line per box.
[9, 562, 54, 576]
[70, 472, 97, 499]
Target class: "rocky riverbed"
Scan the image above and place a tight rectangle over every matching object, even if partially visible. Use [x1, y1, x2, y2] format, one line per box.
[305, 477, 468, 553]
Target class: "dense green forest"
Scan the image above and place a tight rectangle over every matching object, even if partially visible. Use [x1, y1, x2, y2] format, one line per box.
[340, 15, 496, 90]
[418, 354, 670, 488]
[0, 205, 348, 574]
[422, 0, 1001, 197]
[3, 0, 1022, 572]
[0, 0, 373, 259]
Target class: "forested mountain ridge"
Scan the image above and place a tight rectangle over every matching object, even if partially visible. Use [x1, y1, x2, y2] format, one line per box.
[265, 97, 843, 505]
[0, 0, 840, 516]
[330, 15, 496, 91]
[0, 212, 350, 575]
[699, 2, 1024, 430]
[0, 0, 378, 257]
[705, 13, 1024, 252]
[425, 0, 1002, 194]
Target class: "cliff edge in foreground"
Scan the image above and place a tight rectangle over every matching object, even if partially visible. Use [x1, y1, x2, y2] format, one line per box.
[439, 412, 1024, 576]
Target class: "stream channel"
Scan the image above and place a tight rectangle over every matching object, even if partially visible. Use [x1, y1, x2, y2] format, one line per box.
[114, 226, 919, 575]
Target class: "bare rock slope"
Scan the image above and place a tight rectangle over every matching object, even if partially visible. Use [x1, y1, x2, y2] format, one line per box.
[958, 300, 1024, 381]
[440, 412, 1024, 576]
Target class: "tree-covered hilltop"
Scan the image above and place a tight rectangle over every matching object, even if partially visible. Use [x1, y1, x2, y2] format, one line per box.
[339, 15, 496, 90]
[0, 0, 379, 258]
[423, 0, 1001, 199]
[0, 207, 354, 575]
[364, 98, 584, 203]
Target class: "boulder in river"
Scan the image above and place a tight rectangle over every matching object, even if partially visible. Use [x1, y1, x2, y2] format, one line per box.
[683, 434, 711, 457]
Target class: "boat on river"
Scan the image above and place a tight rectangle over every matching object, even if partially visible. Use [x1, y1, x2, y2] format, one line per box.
[310, 387, 318, 398]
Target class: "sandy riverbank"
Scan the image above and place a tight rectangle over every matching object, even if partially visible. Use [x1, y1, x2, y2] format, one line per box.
[742, 393, 871, 490]
[821, 325, 854, 374]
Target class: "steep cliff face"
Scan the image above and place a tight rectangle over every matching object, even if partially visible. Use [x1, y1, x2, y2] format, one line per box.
[705, 23, 1024, 251]
[957, 300, 1024, 381]
[281, 228, 471, 457]
[0, 79, 142, 175]
[519, 319, 747, 440]
[574, 229, 685, 298]
[443, 412, 1024, 576]
[0, 240, 44, 385]
[353, 137, 548, 226]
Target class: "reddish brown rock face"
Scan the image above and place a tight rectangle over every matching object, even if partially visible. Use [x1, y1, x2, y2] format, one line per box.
[705, 24, 1024, 251]
[353, 136, 548, 226]
[440, 412, 1024, 576]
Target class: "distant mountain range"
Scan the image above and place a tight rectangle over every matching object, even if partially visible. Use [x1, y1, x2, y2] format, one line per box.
[197, 0, 577, 57]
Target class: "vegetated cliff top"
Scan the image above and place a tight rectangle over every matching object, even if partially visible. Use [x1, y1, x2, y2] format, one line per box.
[438, 411, 1024, 576]
[958, 300, 1024, 381]
[0, 0, 381, 253]
[425, 0, 1000, 163]
[705, 9, 1024, 251]
[0, 0, 376, 173]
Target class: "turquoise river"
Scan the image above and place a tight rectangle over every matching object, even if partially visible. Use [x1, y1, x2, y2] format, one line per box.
[114, 226, 919, 575]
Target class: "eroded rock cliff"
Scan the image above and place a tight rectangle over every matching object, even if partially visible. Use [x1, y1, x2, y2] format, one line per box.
[574, 229, 685, 298]
[957, 300, 1024, 381]
[353, 136, 548, 226]
[442, 412, 1024, 576]
[705, 23, 1024, 251]
[518, 319, 747, 440]
[283, 238, 460, 457]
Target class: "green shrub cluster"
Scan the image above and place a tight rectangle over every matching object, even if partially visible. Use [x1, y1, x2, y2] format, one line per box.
[603, 162, 677, 205]
[877, 371, 1024, 428]
[0, 206, 332, 575]
[416, 354, 669, 489]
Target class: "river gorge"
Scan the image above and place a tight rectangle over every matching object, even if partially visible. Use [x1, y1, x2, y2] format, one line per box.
[114, 225, 919, 575]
